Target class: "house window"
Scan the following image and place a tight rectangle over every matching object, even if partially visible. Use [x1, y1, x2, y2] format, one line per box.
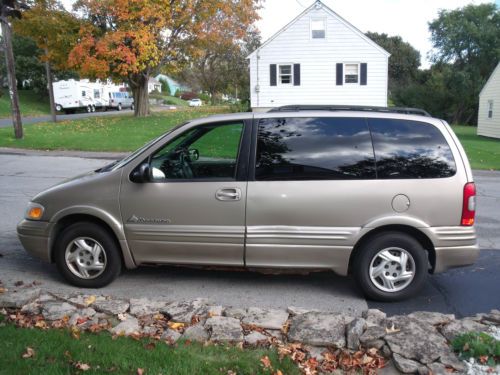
[311, 18, 326, 39]
[344, 64, 359, 84]
[279, 64, 293, 85]
[488, 100, 493, 118]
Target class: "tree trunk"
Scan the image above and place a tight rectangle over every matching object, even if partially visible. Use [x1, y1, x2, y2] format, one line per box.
[1, 18, 23, 138]
[44, 48, 56, 123]
[130, 73, 150, 117]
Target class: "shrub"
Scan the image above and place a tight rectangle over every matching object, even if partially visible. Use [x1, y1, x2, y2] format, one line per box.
[452, 332, 500, 366]
[180, 91, 198, 101]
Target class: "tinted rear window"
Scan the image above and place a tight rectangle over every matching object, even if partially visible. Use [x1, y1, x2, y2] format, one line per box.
[369, 118, 456, 179]
[255, 117, 376, 180]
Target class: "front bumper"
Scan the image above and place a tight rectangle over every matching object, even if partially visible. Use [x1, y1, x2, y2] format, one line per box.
[17, 219, 52, 262]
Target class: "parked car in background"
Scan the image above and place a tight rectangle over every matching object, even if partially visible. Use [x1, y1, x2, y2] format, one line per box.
[17, 105, 479, 301]
[108, 92, 134, 111]
[188, 98, 202, 107]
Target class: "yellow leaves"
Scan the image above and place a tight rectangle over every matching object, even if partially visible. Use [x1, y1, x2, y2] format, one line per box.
[84, 295, 96, 306]
[167, 322, 185, 330]
[21, 347, 35, 359]
[71, 326, 81, 340]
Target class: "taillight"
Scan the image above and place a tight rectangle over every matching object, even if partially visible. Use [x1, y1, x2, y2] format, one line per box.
[461, 182, 476, 226]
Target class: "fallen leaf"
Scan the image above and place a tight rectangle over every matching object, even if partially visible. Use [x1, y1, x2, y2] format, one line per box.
[137, 368, 144, 375]
[260, 356, 272, 369]
[84, 295, 96, 306]
[35, 320, 48, 329]
[143, 342, 156, 350]
[385, 324, 400, 334]
[22, 347, 35, 359]
[0, 287, 6, 294]
[117, 313, 127, 321]
[275, 371, 284, 375]
[74, 362, 91, 371]
[14, 281, 24, 287]
[71, 326, 81, 340]
[167, 322, 185, 330]
[479, 355, 489, 364]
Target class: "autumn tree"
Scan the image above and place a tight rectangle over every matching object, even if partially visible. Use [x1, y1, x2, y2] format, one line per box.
[68, 0, 261, 117]
[14, 0, 81, 122]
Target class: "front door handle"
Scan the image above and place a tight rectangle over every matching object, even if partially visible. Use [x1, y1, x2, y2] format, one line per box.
[216, 188, 241, 201]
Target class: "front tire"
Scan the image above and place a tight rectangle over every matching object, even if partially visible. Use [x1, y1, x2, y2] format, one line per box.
[54, 222, 122, 288]
[353, 232, 428, 301]
[55, 104, 63, 112]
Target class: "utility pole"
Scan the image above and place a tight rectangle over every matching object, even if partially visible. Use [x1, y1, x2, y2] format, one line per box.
[44, 46, 56, 122]
[0, 0, 27, 139]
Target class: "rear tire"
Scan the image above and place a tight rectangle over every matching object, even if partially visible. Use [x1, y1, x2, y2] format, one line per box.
[54, 222, 122, 288]
[117, 103, 122, 111]
[353, 232, 428, 301]
[86, 105, 92, 113]
[55, 104, 63, 112]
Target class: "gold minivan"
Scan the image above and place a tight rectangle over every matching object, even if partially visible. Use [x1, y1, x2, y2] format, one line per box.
[17, 106, 479, 301]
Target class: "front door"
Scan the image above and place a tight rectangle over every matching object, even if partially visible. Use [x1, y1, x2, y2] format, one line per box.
[120, 120, 249, 266]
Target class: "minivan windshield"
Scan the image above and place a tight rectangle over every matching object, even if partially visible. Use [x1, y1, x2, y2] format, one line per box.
[96, 122, 190, 172]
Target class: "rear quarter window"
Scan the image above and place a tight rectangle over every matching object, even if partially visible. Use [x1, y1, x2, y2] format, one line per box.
[368, 118, 456, 179]
[255, 117, 376, 180]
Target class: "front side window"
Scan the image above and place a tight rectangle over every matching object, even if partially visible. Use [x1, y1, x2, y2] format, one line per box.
[369, 118, 456, 179]
[488, 100, 493, 118]
[149, 122, 244, 181]
[344, 64, 359, 84]
[255, 117, 376, 180]
[279, 65, 293, 85]
[311, 18, 326, 39]
[94, 89, 100, 99]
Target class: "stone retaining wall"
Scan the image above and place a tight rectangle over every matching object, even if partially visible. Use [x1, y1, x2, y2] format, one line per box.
[1, 286, 499, 374]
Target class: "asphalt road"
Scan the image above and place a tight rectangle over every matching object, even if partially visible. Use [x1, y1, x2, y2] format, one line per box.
[0, 154, 499, 317]
[0, 109, 134, 128]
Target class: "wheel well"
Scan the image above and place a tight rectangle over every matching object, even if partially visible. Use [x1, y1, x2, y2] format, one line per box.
[348, 225, 436, 275]
[50, 214, 123, 265]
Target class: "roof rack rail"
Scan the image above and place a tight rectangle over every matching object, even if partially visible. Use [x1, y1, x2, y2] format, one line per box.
[267, 105, 431, 117]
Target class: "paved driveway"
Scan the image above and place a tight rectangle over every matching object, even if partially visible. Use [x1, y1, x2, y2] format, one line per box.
[0, 154, 499, 317]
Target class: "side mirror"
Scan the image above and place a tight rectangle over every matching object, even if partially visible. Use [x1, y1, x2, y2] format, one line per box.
[130, 163, 151, 183]
[188, 148, 199, 161]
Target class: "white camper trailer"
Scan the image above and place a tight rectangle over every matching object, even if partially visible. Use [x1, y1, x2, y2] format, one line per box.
[53, 79, 98, 113]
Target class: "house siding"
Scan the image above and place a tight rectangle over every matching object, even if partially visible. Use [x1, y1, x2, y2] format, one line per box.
[249, 7, 388, 111]
[478, 63, 500, 139]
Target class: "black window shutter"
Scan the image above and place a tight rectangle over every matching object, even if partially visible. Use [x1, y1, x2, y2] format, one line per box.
[270, 64, 277, 86]
[293, 64, 301, 86]
[336, 63, 343, 85]
[360, 63, 367, 85]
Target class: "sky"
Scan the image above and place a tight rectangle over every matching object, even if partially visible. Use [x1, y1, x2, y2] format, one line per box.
[256, 0, 494, 68]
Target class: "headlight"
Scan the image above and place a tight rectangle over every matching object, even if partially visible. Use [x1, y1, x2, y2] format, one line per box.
[25, 203, 45, 221]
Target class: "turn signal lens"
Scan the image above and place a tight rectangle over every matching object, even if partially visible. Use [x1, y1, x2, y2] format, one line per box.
[25, 204, 44, 220]
[461, 183, 476, 226]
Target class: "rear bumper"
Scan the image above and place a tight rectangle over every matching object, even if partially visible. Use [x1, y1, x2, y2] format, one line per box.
[422, 226, 480, 273]
[17, 219, 52, 262]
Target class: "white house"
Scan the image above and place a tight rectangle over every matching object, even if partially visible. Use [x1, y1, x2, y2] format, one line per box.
[148, 77, 162, 93]
[248, 0, 390, 112]
[478, 62, 500, 139]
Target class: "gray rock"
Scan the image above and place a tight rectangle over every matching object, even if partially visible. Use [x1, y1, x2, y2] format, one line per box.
[288, 312, 354, 347]
[207, 305, 223, 317]
[242, 307, 289, 330]
[182, 324, 209, 342]
[224, 307, 247, 320]
[287, 306, 318, 316]
[66, 294, 105, 307]
[346, 317, 367, 350]
[439, 351, 466, 373]
[407, 311, 455, 326]
[129, 298, 166, 316]
[440, 318, 489, 341]
[384, 316, 448, 364]
[110, 315, 140, 336]
[162, 298, 210, 323]
[93, 298, 129, 315]
[244, 331, 268, 346]
[142, 326, 158, 336]
[364, 339, 385, 350]
[38, 294, 56, 302]
[393, 353, 422, 374]
[362, 309, 387, 327]
[0, 288, 41, 308]
[426, 362, 447, 374]
[305, 346, 326, 362]
[382, 345, 392, 358]
[161, 329, 181, 343]
[359, 326, 386, 344]
[42, 302, 77, 321]
[21, 301, 41, 315]
[378, 361, 405, 375]
[205, 316, 243, 342]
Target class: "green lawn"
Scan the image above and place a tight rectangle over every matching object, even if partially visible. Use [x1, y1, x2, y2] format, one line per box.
[0, 90, 50, 118]
[150, 93, 189, 107]
[0, 107, 230, 152]
[0, 322, 299, 374]
[450, 125, 500, 170]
